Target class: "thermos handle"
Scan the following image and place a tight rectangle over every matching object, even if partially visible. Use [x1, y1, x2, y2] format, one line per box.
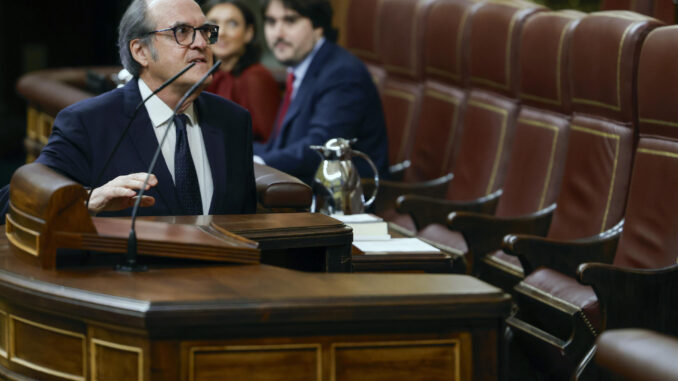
[352, 150, 379, 208]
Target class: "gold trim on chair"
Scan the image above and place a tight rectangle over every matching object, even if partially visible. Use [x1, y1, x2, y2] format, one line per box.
[519, 16, 580, 107]
[636, 147, 678, 159]
[470, 1, 534, 91]
[424, 88, 462, 177]
[571, 125, 620, 232]
[517, 118, 561, 209]
[424, 1, 473, 81]
[382, 0, 427, 78]
[571, 20, 639, 112]
[639, 118, 678, 129]
[383, 88, 417, 162]
[467, 100, 509, 195]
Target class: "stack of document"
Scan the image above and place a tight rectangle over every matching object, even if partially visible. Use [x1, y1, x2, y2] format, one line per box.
[331, 214, 442, 254]
[331, 213, 390, 241]
[352, 238, 441, 254]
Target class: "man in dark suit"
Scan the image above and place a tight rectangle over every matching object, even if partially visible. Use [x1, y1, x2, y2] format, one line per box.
[12, 0, 256, 218]
[254, 0, 389, 184]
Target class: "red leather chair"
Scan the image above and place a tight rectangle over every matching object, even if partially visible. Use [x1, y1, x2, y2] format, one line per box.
[601, 0, 675, 24]
[594, 329, 678, 381]
[373, 0, 481, 234]
[377, 0, 432, 175]
[417, 10, 583, 287]
[395, 0, 545, 255]
[501, 12, 663, 379]
[343, 0, 386, 89]
[573, 25, 678, 377]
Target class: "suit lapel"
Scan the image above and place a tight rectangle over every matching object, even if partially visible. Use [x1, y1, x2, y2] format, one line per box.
[195, 96, 226, 214]
[123, 79, 181, 214]
[275, 42, 334, 149]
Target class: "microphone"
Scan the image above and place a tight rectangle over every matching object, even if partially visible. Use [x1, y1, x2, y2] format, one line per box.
[118, 60, 222, 271]
[85, 62, 197, 211]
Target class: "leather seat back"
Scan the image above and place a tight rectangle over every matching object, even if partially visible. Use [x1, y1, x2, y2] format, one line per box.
[614, 25, 678, 268]
[547, 11, 661, 240]
[404, 0, 481, 182]
[601, 0, 674, 24]
[343, 0, 386, 88]
[446, 0, 544, 201]
[494, 11, 583, 218]
[378, 0, 432, 169]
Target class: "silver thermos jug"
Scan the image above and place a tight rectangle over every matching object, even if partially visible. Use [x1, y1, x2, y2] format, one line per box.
[310, 138, 379, 215]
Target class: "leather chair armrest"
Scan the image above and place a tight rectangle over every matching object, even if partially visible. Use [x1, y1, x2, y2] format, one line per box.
[396, 189, 502, 231]
[448, 204, 555, 272]
[17, 66, 121, 116]
[502, 219, 623, 277]
[363, 173, 453, 213]
[254, 163, 312, 211]
[388, 160, 411, 181]
[578, 262, 678, 333]
[595, 329, 678, 381]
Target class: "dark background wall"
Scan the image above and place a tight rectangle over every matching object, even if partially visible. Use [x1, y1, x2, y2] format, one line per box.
[0, 0, 264, 185]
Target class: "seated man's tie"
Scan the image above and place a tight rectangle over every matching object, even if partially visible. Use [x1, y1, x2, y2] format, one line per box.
[273, 72, 295, 137]
[174, 114, 203, 215]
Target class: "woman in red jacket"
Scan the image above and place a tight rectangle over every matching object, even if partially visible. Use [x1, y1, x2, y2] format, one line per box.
[204, 0, 281, 142]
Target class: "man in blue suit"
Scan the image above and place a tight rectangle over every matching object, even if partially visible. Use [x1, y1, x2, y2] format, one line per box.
[0, 0, 256, 219]
[255, 0, 389, 184]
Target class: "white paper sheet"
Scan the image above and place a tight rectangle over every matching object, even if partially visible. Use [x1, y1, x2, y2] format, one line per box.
[353, 238, 441, 254]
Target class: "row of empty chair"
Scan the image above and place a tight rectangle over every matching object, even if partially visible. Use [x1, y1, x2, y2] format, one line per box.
[339, 0, 678, 378]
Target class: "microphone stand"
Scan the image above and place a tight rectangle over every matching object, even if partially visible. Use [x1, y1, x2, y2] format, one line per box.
[85, 62, 197, 211]
[117, 60, 222, 272]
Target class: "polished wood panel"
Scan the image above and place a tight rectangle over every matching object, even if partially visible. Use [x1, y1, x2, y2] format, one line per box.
[91, 338, 142, 381]
[10, 315, 85, 380]
[0, 231, 510, 380]
[332, 338, 465, 381]
[190, 344, 320, 381]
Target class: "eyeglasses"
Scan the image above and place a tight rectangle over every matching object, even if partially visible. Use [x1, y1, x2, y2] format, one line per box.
[148, 24, 219, 46]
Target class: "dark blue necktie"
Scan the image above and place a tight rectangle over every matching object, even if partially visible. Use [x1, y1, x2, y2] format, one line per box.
[174, 114, 203, 215]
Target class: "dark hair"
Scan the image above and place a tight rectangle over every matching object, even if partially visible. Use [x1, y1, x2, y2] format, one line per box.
[117, 0, 157, 77]
[261, 0, 338, 43]
[203, 0, 262, 76]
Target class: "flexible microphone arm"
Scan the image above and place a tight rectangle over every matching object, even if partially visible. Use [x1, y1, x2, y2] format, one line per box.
[85, 62, 197, 211]
[118, 60, 222, 271]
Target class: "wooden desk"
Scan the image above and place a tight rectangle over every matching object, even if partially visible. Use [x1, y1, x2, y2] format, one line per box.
[0, 232, 511, 381]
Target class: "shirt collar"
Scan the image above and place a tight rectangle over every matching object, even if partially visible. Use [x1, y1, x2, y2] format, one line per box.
[138, 78, 198, 128]
[289, 37, 326, 96]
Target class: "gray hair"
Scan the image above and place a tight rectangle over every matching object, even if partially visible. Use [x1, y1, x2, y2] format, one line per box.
[117, 0, 157, 77]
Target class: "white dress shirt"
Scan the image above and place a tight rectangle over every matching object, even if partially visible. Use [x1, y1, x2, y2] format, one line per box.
[138, 79, 214, 215]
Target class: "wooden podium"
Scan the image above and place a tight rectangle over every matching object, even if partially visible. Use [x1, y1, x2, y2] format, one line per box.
[5, 163, 352, 272]
[0, 164, 511, 381]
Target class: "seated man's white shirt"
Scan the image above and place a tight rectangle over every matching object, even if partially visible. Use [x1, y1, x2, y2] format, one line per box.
[138, 79, 214, 214]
